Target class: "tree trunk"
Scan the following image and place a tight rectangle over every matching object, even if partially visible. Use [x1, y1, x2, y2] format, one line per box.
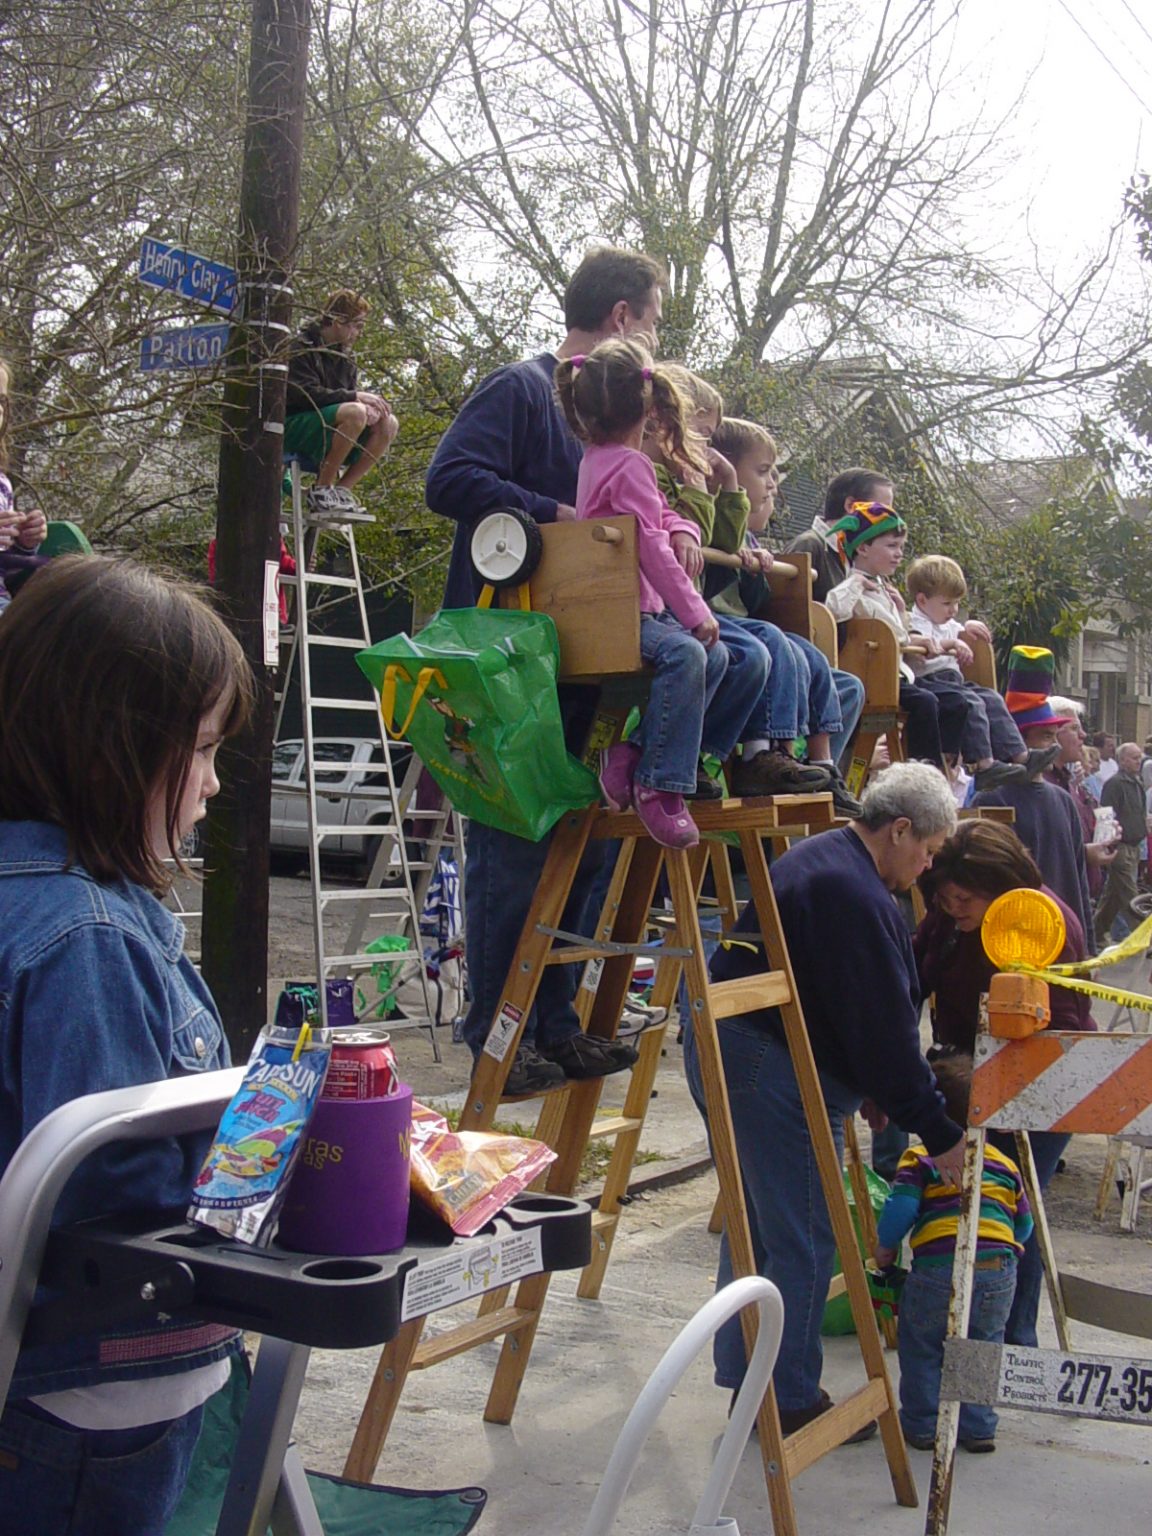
[202, 0, 309, 1059]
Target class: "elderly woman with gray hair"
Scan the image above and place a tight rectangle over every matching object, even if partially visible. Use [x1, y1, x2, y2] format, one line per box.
[684, 763, 966, 1438]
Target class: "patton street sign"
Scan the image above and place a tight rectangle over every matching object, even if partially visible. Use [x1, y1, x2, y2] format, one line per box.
[138, 239, 237, 315]
[139, 324, 230, 372]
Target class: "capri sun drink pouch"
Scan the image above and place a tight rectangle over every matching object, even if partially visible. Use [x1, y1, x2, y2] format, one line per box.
[189, 1023, 333, 1244]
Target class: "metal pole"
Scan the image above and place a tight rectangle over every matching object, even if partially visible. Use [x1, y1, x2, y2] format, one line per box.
[202, 0, 310, 1058]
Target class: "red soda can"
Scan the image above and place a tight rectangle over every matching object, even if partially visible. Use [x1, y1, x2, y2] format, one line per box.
[322, 1027, 400, 1100]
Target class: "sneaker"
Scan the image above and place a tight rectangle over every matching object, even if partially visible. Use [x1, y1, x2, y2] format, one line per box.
[634, 787, 700, 848]
[973, 761, 1029, 792]
[616, 995, 670, 1039]
[599, 742, 639, 812]
[306, 485, 374, 523]
[960, 1436, 996, 1454]
[688, 769, 724, 800]
[537, 1032, 639, 1079]
[777, 1388, 877, 1443]
[730, 750, 831, 798]
[1024, 745, 1061, 779]
[822, 765, 863, 818]
[499, 1044, 567, 1096]
[904, 1431, 936, 1451]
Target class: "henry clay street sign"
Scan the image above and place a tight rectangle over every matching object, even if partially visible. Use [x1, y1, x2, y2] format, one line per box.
[138, 239, 238, 315]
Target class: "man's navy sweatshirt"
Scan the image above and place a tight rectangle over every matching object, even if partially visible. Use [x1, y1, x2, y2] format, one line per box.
[710, 826, 961, 1156]
[426, 354, 583, 608]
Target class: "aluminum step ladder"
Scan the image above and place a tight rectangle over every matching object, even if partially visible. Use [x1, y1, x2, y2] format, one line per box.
[274, 456, 442, 1055]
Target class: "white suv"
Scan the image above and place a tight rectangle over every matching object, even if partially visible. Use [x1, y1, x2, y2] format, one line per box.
[270, 737, 414, 877]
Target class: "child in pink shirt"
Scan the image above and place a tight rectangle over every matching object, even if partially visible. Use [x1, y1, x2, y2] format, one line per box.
[554, 339, 764, 847]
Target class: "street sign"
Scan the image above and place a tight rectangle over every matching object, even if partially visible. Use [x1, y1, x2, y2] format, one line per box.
[138, 238, 237, 315]
[139, 324, 230, 373]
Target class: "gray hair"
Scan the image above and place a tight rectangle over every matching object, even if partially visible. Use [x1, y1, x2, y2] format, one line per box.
[859, 762, 958, 838]
[1049, 696, 1083, 719]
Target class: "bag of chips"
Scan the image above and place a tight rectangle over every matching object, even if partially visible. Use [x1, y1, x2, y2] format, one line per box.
[408, 1101, 556, 1237]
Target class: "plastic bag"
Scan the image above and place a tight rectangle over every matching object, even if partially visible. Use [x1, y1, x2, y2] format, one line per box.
[357, 608, 597, 841]
[821, 1164, 891, 1336]
[408, 1101, 556, 1237]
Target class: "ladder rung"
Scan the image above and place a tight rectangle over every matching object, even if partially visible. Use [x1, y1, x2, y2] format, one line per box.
[280, 785, 396, 800]
[784, 1380, 888, 1476]
[318, 887, 421, 903]
[322, 950, 421, 969]
[412, 1307, 537, 1369]
[306, 635, 369, 650]
[284, 572, 361, 590]
[308, 698, 379, 711]
[312, 824, 401, 839]
[707, 972, 792, 1018]
[586, 1115, 643, 1141]
[590, 1210, 616, 1234]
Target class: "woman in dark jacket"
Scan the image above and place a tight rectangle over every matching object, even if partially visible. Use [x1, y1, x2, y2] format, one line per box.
[913, 818, 1096, 1348]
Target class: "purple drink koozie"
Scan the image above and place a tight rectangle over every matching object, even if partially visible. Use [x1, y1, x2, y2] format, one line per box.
[276, 1084, 412, 1255]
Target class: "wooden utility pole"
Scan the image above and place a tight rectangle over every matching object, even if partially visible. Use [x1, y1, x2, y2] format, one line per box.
[202, 0, 310, 1058]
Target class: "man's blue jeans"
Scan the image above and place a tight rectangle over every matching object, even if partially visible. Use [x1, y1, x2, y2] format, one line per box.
[0, 1398, 205, 1536]
[460, 817, 610, 1055]
[683, 1020, 861, 1410]
[989, 1129, 1069, 1346]
[898, 1256, 1017, 1442]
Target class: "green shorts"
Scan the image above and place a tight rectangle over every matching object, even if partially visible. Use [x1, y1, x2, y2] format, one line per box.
[283, 402, 367, 467]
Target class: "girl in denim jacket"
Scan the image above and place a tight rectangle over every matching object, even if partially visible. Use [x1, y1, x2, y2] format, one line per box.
[0, 556, 252, 1534]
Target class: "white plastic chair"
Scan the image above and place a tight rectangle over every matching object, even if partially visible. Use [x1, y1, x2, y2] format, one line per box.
[580, 1277, 784, 1536]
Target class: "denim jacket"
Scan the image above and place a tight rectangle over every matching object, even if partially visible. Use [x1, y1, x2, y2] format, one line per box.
[0, 821, 239, 1395]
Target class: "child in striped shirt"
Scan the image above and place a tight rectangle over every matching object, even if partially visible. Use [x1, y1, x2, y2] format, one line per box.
[874, 1047, 1033, 1454]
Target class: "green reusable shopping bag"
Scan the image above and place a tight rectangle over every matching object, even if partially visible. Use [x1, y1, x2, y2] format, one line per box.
[357, 607, 598, 842]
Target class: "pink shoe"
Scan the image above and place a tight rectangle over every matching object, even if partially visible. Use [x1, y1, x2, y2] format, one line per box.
[599, 742, 639, 811]
[634, 787, 700, 849]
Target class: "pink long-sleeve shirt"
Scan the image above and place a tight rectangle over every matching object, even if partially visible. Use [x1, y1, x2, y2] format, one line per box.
[575, 443, 711, 630]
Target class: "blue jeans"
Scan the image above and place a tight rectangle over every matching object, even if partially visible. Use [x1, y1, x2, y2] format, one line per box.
[829, 669, 865, 766]
[989, 1129, 1069, 1346]
[898, 1256, 1017, 1442]
[637, 612, 767, 791]
[683, 1021, 861, 1409]
[460, 816, 610, 1054]
[0, 1398, 205, 1536]
[719, 616, 801, 741]
[786, 635, 842, 737]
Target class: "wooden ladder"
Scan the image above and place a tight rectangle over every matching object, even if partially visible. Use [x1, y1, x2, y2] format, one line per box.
[343, 794, 916, 1533]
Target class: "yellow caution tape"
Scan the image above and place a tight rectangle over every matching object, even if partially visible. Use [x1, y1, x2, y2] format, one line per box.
[1004, 963, 1152, 1013]
[1036, 911, 1152, 977]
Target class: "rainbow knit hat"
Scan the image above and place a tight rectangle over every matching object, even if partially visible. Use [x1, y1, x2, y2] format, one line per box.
[1003, 646, 1074, 730]
[828, 500, 906, 559]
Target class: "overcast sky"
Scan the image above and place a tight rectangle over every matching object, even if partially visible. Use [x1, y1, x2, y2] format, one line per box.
[955, 0, 1148, 265]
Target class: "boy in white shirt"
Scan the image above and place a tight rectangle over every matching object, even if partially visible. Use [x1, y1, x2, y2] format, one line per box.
[906, 555, 1056, 786]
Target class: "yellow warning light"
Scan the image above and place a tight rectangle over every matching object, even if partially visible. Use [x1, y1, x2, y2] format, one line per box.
[980, 888, 1066, 972]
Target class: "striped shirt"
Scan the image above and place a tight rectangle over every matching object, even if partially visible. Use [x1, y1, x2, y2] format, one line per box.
[876, 1144, 1033, 1267]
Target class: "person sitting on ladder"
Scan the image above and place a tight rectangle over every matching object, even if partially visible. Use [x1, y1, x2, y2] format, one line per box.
[554, 338, 766, 850]
[284, 289, 397, 518]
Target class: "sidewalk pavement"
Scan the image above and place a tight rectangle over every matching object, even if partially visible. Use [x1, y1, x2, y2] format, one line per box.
[287, 1028, 1152, 1536]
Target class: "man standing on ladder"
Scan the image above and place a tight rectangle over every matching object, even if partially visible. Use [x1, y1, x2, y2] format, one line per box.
[285, 289, 397, 518]
[426, 246, 665, 1096]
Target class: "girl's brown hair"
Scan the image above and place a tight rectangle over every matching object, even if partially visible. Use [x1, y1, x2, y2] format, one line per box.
[0, 556, 253, 893]
[554, 338, 709, 478]
[919, 818, 1042, 907]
